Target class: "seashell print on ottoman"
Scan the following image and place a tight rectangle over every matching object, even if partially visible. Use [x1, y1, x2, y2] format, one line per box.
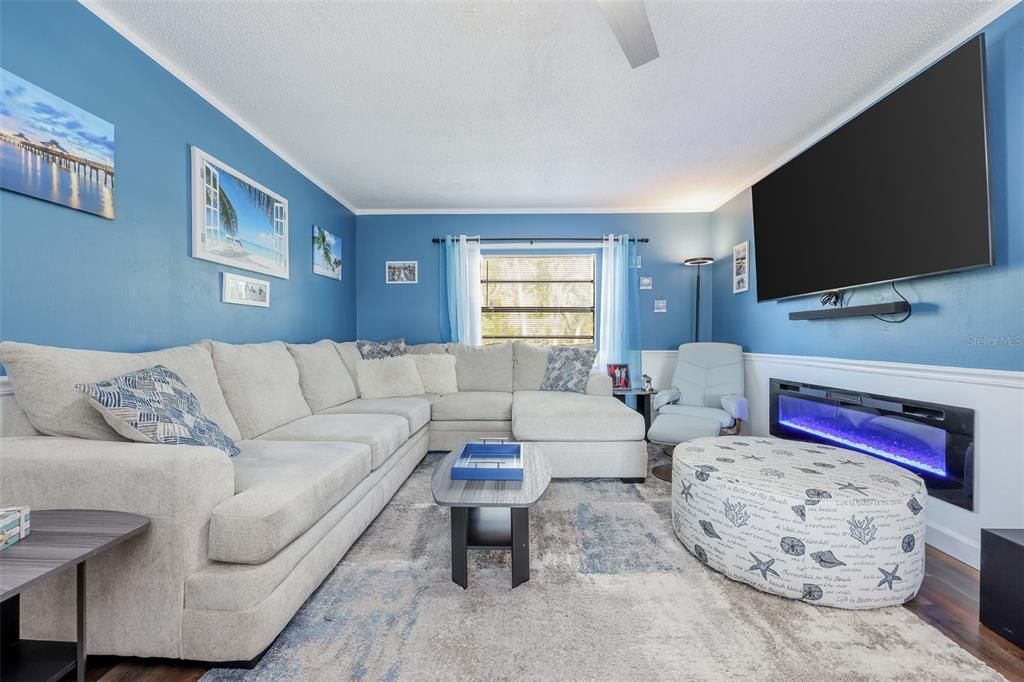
[671, 435, 927, 609]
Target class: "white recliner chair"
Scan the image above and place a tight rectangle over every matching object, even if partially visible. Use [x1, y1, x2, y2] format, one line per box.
[647, 342, 748, 480]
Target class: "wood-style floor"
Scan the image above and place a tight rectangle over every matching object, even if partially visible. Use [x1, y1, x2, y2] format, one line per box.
[70, 545, 1024, 682]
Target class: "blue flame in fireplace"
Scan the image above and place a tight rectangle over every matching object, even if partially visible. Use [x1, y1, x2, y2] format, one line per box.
[777, 394, 948, 477]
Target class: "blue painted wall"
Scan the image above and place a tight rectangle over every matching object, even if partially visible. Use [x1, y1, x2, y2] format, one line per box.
[356, 213, 712, 349]
[711, 5, 1024, 372]
[0, 0, 356, 359]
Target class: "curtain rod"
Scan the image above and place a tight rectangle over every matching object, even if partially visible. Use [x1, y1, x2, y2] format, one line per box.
[431, 236, 649, 244]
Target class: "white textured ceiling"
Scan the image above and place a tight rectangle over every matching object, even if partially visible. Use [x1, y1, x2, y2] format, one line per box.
[88, 0, 1013, 213]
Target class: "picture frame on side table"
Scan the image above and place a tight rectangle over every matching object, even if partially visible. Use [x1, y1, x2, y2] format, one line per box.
[607, 363, 630, 389]
[222, 272, 270, 307]
[386, 261, 418, 284]
[733, 241, 749, 293]
[192, 146, 289, 279]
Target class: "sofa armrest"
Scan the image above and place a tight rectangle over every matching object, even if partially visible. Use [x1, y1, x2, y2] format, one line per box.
[585, 371, 612, 396]
[653, 388, 681, 411]
[0, 437, 235, 658]
[721, 394, 749, 422]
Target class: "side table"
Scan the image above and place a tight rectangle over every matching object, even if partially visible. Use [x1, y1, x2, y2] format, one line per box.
[613, 388, 657, 434]
[0, 509, 150, 682]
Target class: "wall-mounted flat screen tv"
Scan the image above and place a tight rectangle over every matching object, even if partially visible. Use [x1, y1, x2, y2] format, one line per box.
[752, 36, 992, 302]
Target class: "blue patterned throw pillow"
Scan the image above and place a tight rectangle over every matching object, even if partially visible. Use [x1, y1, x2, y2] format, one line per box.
[356, 337, 407, 359]
[76, 365, 240, 456]
[539, 346, 598, 393]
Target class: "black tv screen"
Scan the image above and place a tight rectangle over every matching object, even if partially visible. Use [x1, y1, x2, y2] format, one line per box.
[752, 36, 992, 302]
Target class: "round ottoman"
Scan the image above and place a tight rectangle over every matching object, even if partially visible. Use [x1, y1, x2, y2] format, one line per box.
[671, 435, 927, 609]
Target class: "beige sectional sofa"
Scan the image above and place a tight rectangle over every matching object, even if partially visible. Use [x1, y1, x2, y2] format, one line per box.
[0, 338, 644, 663]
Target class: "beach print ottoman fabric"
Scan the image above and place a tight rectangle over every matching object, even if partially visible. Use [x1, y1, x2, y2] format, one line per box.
[539, 346, 598, 393]
[672, 435, 927, 609]
[76, 365, 240, 456]
[356, 337, 407, 360]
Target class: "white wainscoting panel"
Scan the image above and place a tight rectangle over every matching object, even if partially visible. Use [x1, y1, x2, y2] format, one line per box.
[742, 353, 1024, 569]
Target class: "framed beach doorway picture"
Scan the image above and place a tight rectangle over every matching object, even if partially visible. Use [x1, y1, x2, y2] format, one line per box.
[191, 146, 289, 279]
[0, 68, 115, 219]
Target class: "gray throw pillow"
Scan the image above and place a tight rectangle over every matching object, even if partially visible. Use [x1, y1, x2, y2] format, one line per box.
[539, 346, 598, 393]
[76, 365, 240, 456]
[356, 337, 407, 359]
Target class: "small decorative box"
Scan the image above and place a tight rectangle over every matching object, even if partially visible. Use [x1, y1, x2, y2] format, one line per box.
[451, 442, 524, 481]
[0, 506, 30, 550]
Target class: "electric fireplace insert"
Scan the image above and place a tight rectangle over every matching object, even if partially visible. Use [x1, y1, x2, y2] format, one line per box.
[769, 379, 975, 511]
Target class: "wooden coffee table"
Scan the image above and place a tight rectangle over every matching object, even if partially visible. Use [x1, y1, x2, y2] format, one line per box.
[431, 443, 551, 589]
[0, 509, 150, 682]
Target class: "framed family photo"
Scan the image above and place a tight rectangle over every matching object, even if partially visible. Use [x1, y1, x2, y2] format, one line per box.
[607, 363, 631, 389]
[386, 261, 418, 284]
[733, 241, 749, 293]
[192, 146, 289, 279]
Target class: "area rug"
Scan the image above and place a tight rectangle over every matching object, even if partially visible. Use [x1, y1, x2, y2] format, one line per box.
[203, 448, 1002, 681]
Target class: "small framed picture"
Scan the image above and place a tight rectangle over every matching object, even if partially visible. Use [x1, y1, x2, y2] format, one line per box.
[639, 275, 653, 290]
[386, 261, 418, 284]
[654, 299, 667, 313]
[733, 241, 749, 293]
[312, 225, 342, 280]
[222, 272, 270, 307]
[607, 363, 631, 389]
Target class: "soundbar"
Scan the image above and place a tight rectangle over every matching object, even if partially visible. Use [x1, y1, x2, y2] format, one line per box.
[789, 301, 911, 320]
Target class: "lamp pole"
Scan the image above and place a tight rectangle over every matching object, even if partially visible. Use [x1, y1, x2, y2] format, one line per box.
[684, 257, 714, 343]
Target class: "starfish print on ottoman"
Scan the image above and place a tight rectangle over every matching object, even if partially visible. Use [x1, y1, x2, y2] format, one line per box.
[878, 564, 903, 590]
[838, 458, 865, 467]
[837, 481, 869, 496]
[679, 482, 694, 503]
[748, 552, 781, 580]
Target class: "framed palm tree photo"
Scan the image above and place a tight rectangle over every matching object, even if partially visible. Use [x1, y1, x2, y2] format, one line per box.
[191, 146, 289, 279]
[312, 225, 342, 280]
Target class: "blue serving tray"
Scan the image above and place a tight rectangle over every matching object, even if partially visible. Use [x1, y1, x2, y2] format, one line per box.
[451, 442, 524, 481]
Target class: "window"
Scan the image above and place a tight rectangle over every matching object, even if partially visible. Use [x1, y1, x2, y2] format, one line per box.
[480, 254, 596, 345]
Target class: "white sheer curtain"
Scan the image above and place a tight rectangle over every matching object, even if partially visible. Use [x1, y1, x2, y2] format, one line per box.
[444, 235, 482, 345]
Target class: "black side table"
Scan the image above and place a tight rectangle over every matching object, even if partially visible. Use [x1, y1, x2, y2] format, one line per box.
[0, 509, 149, 682]
[613, 388, 657, 434]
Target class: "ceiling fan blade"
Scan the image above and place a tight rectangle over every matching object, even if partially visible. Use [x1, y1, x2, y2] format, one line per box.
[596, 0, 660, 69]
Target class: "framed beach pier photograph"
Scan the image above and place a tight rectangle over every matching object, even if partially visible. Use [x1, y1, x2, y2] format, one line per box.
[0, 68, 115, 219]
[191, 146, 289, 279]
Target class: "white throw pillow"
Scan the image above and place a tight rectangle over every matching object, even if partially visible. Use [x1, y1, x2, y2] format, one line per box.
[355, 356, 425, 399]
[411, 354, 458, 395]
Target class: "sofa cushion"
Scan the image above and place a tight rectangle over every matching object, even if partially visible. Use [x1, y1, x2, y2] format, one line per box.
[208, 440, 371, 564]
[286, 340, 357, 412]
[356, 337, 406, 359]
[512, 341, 549, 391]
[334, 342, 364, 393]
[210, 341, 312, 439]
[75, 365, 240, 456]
[448, 342, 513, 392]
[432, 391, 513, 421]
[319, 397, 431, 433]
[512, 390, 644, 441]
[408, 342, 449, 355]
[258, 414, 409, 469]
[355, 356, 425, 399]
[0, 341, 241, 442]
[411, 354, 458, 395]
[540, 346, 598, 394]
[658, 404, 735, 428]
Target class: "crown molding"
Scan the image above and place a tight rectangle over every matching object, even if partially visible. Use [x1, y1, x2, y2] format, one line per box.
[78, 0, 360, 215]
[710, 0, 1022, 212]
[355, 206, 711, 216]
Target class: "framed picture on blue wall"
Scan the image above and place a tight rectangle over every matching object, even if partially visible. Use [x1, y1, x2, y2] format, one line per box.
[191, 146, 289, 279]
[312, 225, 342, 280]
[0, 68, 115, 219]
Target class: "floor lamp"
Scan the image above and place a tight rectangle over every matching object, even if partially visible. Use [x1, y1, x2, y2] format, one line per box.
[651, 256, 715, 484]
[684, 256, 714, 343]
